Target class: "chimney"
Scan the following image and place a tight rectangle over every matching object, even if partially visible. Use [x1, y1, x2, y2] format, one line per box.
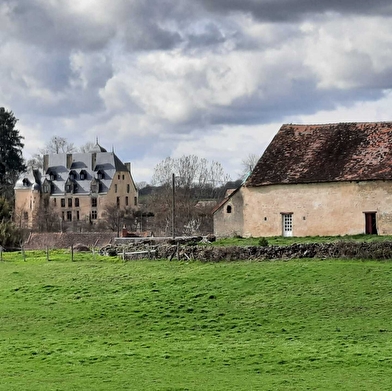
[125, 162, 131, 172]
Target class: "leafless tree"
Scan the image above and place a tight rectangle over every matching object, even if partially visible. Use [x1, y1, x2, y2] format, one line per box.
[148, 155, 230, 236]
[240, 153, 259, 179]
[101, 203, 136, 236]
[40, 136, 77, 154]
[79, 141, 96, 153]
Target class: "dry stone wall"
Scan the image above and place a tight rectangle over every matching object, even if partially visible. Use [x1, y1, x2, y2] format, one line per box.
[106, 238, 392, 261]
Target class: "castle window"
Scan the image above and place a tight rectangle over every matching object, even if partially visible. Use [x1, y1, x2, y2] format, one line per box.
[115, 184, 118, 193]
[69, 170, 77, 180]
[97, 170, 104, 180]
[61, 198, 65, 208]
[127, 184, 130, 193]
[226, 205, 232, 214]
[22, 178, 30, 187]
[53, 198, 57, 207]
[125, 196, 129, 206]
[80, 170, 87, 180]
[116, 197, 120, 207]
[91, 198, 97, 207]
[75, 198, 79, 207]
[49, 171, 56, 181]
[67, 211, 72, 221]
[134, 196, 137, 206]
[68, 198, 72, 207]
[43, 183, 50, 194]
[91, 210, 97, 220]
[76, 211, 80, 220]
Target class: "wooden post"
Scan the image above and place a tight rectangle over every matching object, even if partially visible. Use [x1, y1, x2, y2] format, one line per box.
[46, 246, 49, 261]
[22, 245, 26, 262]
[0, 246, 3, 262]
[71, 244, 74, 262]
[172, 173, 175, 239]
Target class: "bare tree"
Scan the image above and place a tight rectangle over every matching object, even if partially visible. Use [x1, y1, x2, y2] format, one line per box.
[240, 153, 259, 179]
[101, 203, 136, 236]
[40, 136, 77, 154]
[79, 141, 96, 153]
[149, 155, 230, 236]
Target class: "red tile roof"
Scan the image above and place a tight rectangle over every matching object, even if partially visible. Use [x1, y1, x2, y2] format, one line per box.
[246, 122, 392, 187]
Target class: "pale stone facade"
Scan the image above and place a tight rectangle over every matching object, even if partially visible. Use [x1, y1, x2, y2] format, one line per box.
[14, 143, 138, 231]
[240, 181, 392, 237]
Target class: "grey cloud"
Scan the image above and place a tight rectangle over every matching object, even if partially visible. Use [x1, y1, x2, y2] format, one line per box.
[5, 1, 116, 52]
[196, 0, 392, 21]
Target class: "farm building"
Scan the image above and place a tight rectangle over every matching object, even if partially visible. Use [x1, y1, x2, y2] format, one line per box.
[214, 122, 392, 237]
[14, 141, 138, 231]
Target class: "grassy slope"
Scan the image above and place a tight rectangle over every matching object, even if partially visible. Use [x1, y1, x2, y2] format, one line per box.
[213, 234, 392, 246]
[1, 253, 392, 390]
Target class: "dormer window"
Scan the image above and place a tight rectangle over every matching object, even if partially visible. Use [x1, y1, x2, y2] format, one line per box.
[97, 170, 104, 180]
[69, 170, 77, 180]
[42, 179, 51, 194]
[22, 178, 30, 187]
[48, 170, 57, 181]
[80, 170, 87, 180]
[65, 178, 75, 194]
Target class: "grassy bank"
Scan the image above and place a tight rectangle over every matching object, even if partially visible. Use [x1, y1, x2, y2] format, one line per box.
[214, 233, 392, 247]
[1, 254, 392, 390]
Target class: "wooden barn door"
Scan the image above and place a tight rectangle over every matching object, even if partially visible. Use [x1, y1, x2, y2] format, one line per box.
[365, 212, 377, 235]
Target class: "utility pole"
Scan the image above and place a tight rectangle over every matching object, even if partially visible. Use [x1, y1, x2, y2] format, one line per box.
[172, 173, 175, 239]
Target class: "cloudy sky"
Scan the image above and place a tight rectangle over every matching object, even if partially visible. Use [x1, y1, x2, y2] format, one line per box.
[2, 0, 392, 183]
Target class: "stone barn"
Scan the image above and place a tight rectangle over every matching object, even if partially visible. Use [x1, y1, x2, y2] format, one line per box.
[214, 122, 392, 237]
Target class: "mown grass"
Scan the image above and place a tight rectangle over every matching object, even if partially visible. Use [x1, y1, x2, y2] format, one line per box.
[214, 234, 392, 247]
[1, 252, 392, 390]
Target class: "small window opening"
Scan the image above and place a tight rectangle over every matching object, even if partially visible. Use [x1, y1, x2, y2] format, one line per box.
[226, 205, 232, 213]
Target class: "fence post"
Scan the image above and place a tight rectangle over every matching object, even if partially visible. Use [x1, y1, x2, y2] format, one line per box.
[71, 244, 74, 262]
[46, 246, 49, 261]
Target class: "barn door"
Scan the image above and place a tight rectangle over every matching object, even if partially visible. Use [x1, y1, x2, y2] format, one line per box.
[282, 214, 293, 237]
[365, 212, 377, 235]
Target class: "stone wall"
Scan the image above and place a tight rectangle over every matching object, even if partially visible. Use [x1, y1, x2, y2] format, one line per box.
[105, 238, 392, 261]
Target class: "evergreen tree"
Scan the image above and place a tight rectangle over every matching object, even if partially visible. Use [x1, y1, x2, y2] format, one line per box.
[0, 108, 26, 199]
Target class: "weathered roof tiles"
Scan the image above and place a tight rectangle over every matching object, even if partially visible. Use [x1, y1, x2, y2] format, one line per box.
[246, 122, 392, 187]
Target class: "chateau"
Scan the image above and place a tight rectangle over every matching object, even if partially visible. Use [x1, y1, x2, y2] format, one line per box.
[14, 142, 138, 231]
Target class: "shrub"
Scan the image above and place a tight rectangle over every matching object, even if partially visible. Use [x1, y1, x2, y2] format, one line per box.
[258, 237, 269, 247]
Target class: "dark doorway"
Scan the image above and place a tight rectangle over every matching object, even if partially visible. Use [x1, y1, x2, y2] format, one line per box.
[365, 212, 378, 235]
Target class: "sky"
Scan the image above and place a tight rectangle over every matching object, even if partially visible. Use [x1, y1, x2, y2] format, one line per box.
[2, 0, 392, 183]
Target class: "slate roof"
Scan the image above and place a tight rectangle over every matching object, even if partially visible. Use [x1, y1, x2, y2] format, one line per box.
[15, 143, 132, 195]
[246, 122, 392, 187]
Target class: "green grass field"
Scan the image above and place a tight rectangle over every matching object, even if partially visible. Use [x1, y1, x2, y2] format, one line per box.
[1, 252, 392, 390]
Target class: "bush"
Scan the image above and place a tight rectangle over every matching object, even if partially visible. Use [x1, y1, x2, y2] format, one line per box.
[258, 237, 269, 247]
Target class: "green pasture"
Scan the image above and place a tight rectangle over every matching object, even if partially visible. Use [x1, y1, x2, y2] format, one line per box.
[0, 252, 392, 390]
